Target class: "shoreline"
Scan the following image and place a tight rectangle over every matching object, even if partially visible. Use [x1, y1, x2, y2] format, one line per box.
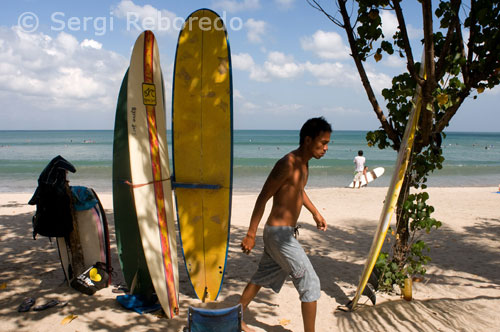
[1, 187, 499, 331]
[2, 184, 500, 195]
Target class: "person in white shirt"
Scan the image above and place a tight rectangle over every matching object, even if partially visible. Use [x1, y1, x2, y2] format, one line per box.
[353, 150, 366, 189]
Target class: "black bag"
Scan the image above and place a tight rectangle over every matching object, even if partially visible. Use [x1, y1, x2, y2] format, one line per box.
[28, 156, 76, 239]
[70, 262, 109, 295]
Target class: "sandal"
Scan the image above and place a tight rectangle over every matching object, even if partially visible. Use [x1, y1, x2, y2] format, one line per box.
[33, 299, 60, 311]
[17, 297, 36, 312]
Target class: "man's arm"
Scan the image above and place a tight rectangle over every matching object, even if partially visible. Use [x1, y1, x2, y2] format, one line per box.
[303, 191, 327, 231]
[241, 157, 290, 254]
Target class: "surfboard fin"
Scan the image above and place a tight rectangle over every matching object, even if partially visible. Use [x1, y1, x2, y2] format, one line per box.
[362, 282, 377, 305]
[340, 282, 377, 312]
[201, 286, 210, 303]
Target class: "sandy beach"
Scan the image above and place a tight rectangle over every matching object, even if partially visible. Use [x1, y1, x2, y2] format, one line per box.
[1, 187, 499, 331]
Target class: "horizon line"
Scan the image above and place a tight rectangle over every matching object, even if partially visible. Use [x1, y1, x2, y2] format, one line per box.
[1, 128, 500, 134]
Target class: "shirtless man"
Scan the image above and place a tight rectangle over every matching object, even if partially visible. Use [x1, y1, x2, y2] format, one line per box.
[239, 117, 332, 332]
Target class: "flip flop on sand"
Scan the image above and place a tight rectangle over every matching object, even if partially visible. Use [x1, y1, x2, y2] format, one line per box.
[17, 297, 36, 312]
[33, 299, 61, 311]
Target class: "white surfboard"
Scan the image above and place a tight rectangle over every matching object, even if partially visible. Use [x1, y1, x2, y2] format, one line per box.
[126, 30, 179, 318]
[57, 188, 111, 287]
[348, 167, 385, 188]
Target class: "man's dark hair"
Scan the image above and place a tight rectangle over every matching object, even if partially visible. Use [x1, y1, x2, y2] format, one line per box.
[358, 150, 363, 156]
[299, 117, 332, 145]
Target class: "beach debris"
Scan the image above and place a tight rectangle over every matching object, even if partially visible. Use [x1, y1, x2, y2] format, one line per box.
[112, 285, 129, 294]
[279, 318, 291, 326]
[61, 314, 78, 325]
[412, 276, 424, 283]
[336, 304, 351, 312]
[17, 297, 36, 312]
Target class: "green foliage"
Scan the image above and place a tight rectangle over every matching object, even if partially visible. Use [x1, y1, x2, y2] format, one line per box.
[375, 252, 405, 290]
[403, 192, 442, 233]
[354, 0, 391, 61]
[366, 129, 390, 149]
[411, 147, 445, 189]
[377, 192, 442, 290]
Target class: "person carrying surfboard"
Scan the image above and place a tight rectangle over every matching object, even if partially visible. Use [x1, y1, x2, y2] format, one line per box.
[353, 150, 366, 189]
[239, 117, 331, 332]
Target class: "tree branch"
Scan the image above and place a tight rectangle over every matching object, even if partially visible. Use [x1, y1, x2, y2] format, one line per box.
[420, 0, 436, 146]
[435, 0, 462, 80]
[337, 0, 400, 148]
[306, 0, 344, 27]
[392, 0, 423, 85]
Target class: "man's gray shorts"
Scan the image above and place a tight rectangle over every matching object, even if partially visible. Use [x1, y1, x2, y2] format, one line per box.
[250, 225, 321, 302]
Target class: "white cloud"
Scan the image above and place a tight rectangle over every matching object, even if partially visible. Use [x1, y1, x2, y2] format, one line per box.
[233, 47, 390, 96]
[245, 18, 267, 43]
[232, 53, 255, 71]
[407, 24, 422, 40]
[232, 89, 260, 115]
[264, 101, 303, 114]
[379, 11, 421, 40]
[232, 52, 269, 81]
[383, 54, 406, 68]
[380, 11, 398, 38]
[304, 61, 358, 86]
[80, 39, 102, 49]
[304, 60, 391, 93]
[112, 0, 178, 36]
[212, 0, 261, 13]
[301, 30, 350, 60]
[275, 0, 295, 10]
[248, 65, 270, 81]
[233, 89, 244, 100]
[0, 27, 128, 112]
[321, 106, 365, 116]
[365, 69, 392, 93]
[264, 51, 304, 78]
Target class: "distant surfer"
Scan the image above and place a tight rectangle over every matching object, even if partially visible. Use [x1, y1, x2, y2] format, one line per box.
[352, 150, 366, 189]
[239, 117, 331, 332]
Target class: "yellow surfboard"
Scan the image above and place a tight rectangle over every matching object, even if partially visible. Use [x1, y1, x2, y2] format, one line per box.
[172, 9, 233, 302]
[349, 55, 426, 310]
[126, 30, 179, 317]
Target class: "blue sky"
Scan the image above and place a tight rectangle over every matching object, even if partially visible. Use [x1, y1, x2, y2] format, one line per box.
[0, 0, 498, 131]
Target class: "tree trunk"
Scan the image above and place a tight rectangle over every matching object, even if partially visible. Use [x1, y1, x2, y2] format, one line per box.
[392, 168, 412, 267]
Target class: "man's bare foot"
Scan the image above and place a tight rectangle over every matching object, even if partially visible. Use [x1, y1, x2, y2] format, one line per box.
[242, 320, 256, 332]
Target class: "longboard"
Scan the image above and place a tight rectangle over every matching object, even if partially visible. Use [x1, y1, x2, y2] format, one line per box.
[113, 70, 155, 298]
[57, 187, 111, 286]
[348, 55, 426, 310]
[172, 9, 233, 302]
[119, 30, 179, 318]
[348, 167, 385, 188]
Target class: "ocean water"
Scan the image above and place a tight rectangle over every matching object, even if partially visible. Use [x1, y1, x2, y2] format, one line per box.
[1, 130, 499, 194]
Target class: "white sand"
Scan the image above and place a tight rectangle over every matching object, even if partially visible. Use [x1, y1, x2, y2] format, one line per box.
[1, 187, 499, 331]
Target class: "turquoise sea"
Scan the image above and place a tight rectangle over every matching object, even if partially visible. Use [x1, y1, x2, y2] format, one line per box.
[1, 130, 499, 193]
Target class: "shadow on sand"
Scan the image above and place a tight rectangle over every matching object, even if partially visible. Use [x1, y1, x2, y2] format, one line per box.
[1, 203, 499, 331]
